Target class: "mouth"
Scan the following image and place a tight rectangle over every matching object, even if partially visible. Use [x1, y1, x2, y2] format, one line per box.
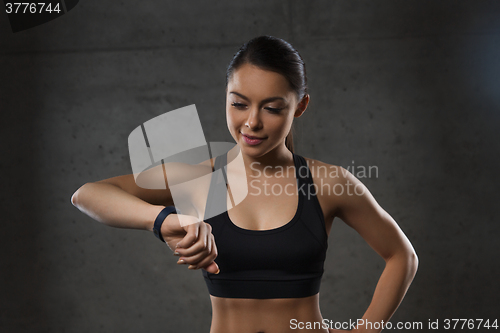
[241, 132, 265, 140]
[240, 131, 266, 145]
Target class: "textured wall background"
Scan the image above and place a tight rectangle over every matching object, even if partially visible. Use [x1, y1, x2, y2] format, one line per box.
[1, 1, 499, 332]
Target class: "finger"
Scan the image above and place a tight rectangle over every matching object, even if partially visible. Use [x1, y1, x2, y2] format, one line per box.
[206, 229, 213, 254]
[175, 223, 199, 249]
[175, 223, 210, 257]
[185, 234, 218, 269]
[178, 245, 212, 266]
[201, 261, 220, 274]
[189, 252, 217, 270]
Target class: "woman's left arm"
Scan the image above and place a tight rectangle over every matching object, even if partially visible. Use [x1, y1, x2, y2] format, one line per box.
[329, 167, 419, 333]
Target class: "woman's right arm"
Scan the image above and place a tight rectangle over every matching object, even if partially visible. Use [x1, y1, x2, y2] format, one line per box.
[70, 166, 220, 274]
[70, 173, 170, 231]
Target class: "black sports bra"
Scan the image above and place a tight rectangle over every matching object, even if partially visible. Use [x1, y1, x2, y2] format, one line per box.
[202, 152, 328, 299]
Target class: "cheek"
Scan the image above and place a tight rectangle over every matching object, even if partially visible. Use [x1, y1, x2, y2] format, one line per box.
[226, 109, 240, 133]
[266, 114, 294, 137]
[226, 109, 233, 125]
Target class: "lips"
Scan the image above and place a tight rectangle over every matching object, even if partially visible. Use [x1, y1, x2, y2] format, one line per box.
[241, 133, 264, 140]
[241, 132, 266, 145]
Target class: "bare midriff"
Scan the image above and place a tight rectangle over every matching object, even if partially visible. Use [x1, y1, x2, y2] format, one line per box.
[209, 293, 329, 333]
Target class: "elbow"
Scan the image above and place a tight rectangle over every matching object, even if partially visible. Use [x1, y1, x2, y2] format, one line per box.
[386, 247, 419, 278]
[410, 248, 419, 276]
[412, 248, 419, 266]
[71, 183, 88, 207]
[398, 249, 419, 290]
[71, 188, 79, 206]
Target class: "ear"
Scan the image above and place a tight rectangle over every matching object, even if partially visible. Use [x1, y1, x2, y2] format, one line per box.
[294, 94, 310, 118]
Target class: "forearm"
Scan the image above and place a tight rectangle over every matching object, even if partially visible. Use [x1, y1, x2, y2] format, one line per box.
[71, 182, 164, 231]
[353, 251, 418, 333]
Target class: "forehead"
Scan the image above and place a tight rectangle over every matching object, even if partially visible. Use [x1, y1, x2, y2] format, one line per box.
[227, 63, 293, 98]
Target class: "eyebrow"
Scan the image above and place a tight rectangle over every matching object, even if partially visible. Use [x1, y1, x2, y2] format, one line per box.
[229, 91, 286, 104]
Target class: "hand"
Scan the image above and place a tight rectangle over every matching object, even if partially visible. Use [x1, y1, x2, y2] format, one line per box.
[161, 214, 219, 274]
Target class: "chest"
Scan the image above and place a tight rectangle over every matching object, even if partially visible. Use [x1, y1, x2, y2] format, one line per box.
[227, 175, 299, 231]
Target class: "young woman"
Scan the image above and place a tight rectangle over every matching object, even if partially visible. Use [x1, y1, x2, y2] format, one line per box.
[71, 36, 418, 333]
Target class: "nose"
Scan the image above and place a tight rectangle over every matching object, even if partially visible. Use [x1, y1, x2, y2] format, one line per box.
[244, 108, 263, 130]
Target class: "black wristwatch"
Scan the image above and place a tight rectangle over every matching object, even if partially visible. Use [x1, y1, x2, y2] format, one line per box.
[153, 206, 179, 243]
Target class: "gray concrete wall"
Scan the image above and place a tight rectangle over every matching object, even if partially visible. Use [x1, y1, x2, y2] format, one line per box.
[1, 1, 499, 331]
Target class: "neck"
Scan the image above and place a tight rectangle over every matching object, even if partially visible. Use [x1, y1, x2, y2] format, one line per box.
[229, 144, 294, 177]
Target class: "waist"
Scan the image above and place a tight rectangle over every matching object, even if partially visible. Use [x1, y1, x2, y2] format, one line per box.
[210, 293, 328, 333]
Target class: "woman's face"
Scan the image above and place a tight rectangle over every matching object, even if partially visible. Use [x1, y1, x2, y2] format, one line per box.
[226, 63, 306, 158]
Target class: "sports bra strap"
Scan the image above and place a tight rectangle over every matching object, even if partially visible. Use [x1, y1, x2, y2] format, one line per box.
[204, 154, 228, 221]
[292, 153, 314, 195]
[293, 154, 328, 247]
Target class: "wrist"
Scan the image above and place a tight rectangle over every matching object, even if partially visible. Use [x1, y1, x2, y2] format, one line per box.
[146, 205, 167, 232]
[160, 212, 180, 236]
[152, 206, 180, 242]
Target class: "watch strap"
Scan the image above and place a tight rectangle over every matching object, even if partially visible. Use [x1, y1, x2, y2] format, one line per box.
[153, 206, 178, 243]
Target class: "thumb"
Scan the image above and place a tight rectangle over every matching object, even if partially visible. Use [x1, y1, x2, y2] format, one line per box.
[202, 261, 220, 274]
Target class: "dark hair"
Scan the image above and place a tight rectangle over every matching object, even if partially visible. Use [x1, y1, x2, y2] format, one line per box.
[225, 36, 308, 153]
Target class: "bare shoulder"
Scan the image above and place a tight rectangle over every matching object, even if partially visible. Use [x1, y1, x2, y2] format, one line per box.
[301, 157, 348, 223]
[302, 157, 350, 186]
[302, 156, 375, 220]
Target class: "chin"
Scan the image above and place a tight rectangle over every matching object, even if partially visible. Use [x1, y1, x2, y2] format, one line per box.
[239, 142, 267, 156]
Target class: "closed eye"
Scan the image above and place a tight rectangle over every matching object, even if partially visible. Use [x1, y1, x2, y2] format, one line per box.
[265, 107, 283, 113]
[231, 102, 246, 109]
[231, 102, 283, 113]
